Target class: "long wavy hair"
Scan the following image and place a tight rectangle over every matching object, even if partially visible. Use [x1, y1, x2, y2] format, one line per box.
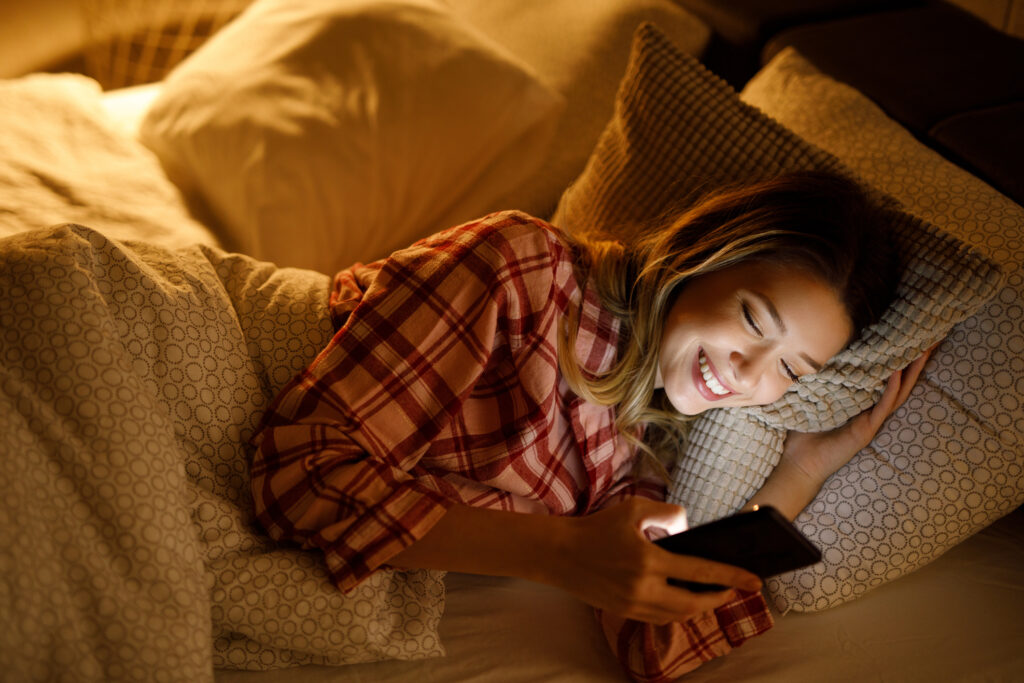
[557, 170, 899, 473]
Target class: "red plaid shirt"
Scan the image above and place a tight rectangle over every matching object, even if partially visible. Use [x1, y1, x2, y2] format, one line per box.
[251, 211, 772, 680]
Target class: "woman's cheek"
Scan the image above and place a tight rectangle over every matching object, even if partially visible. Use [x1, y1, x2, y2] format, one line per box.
[755, 379, 791, 406]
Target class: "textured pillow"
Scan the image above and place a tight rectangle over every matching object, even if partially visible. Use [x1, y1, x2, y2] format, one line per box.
[553, 24, 1005, 607]
[0, 225, 445, 678]
[140, 0, 564, 275]
[741, 47, 1024, 612]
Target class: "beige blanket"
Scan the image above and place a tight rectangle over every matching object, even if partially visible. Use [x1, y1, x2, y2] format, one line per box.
[0, 226, 445, 681]
[0, 73, 216, 248]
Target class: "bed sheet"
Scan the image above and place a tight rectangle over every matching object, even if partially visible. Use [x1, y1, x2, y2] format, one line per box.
[0, 224, 452, 679]
[214, 506, 1024, 683]
[686, 505, 1024, 682]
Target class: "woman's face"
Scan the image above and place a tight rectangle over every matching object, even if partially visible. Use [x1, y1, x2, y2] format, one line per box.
[656, 260, 853, 416]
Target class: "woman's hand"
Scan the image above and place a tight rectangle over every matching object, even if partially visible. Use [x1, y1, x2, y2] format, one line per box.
[389, 498, 758, 626]
[785, 347, 934, 483]
[749, 346, 935, 520]
[547, 497, 763, 625]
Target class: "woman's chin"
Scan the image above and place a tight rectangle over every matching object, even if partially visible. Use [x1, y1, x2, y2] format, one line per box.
[664, 388, 709, 416]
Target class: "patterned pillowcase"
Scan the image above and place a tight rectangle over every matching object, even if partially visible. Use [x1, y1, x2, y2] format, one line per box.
[0, 225, 446, 677]
[741, 47, 1024, 611]
[553, 23, 1006, 607]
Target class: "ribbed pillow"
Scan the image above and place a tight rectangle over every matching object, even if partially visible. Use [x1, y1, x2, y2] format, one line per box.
[553, 23, 1004, 603]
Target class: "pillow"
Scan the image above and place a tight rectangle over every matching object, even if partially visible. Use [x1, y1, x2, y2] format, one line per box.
[552, 24, 1006, 609]
[140, 0, 564, 275]
[0, 225, 446, 677]
[99, 82, 163, 139]
[0, 73, 215, 248]
[741, 47, 1024, 612]
[446, 0, 710, 220]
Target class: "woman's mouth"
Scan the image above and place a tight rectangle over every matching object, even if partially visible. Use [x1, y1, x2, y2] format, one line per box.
[694, 348, 734, 399]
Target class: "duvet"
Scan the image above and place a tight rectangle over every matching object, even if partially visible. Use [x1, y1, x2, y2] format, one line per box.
[0, 225, 446, 681]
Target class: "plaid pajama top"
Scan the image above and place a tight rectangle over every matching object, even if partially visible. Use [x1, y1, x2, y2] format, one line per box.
[251, 211, 772, 681]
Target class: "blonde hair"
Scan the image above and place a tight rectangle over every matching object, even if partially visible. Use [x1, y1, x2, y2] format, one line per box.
[558, 171, 899, 474]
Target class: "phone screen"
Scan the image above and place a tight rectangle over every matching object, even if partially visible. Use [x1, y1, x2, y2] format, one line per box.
[653, 506, 821, 592]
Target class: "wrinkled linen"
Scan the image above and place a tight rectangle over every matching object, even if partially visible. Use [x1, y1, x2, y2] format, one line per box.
[0, 73, 216, 248]
[0, 225, 446, 681]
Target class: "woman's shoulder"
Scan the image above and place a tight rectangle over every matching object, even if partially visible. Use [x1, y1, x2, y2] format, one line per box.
[452, 209, 567, 250]
[425, 210, 574, 276]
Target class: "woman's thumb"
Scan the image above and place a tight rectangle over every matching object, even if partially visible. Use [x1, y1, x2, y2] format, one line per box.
[637, 500, 689, 537]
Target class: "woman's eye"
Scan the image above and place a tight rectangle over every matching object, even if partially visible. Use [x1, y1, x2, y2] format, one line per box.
[742, 303, 762, 336]
[782, 360, 799, 382]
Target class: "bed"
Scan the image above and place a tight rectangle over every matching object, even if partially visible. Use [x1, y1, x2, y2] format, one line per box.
[1, 1, 1022, 681]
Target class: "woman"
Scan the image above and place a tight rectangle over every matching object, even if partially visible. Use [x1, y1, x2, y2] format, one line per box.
[250, 171, 931, 681]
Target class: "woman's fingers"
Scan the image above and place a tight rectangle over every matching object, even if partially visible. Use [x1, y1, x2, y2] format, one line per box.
[617, 571, 747, 625]
[635, 552, 762, 623]
[871, 369, 904, 424]
[897, 347, 933, 402]
[869, 346, 936, 429]
[660, 551, 762, 593]
[571, 500, 765, 624]
[652, 586, 741, 623]
[797, 345, 938, 475]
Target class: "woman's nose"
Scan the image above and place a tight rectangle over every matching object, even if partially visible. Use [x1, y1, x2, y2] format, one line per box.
[730, 348, 772, 390]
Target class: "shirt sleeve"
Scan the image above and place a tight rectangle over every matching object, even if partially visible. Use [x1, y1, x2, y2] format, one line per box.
[249, 211, 572, 591]
[596, 591, 773, 682]
[592, 481, 774, 680]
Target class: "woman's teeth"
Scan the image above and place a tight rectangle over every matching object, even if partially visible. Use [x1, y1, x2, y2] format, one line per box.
[699, 350, 730, 396]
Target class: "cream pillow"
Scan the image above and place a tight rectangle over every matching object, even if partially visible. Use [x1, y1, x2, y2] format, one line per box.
[140, 0, 564, 275]
[553, 24, 1007, 609]
[741, 47, 1024, 612]
[446, 0, 710, 220]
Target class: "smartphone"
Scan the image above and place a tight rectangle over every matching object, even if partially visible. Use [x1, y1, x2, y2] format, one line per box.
[653, 505, 821, 592]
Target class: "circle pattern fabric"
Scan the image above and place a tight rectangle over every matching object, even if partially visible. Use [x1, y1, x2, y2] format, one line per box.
[0, 225, 446, 679]
[742, 48, 1024, 611]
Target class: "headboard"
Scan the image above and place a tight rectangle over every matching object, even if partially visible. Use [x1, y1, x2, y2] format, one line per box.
[0, 0, 251, 88]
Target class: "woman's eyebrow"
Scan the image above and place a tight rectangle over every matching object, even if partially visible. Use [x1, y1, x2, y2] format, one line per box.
[751, 291, 786, 334]
[751, 290, 824, 372]
[801, 353, 824, 373]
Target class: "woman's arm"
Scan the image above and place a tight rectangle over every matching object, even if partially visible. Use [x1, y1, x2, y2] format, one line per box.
[389, 352, 932, 621]
[746, 349, 934, 520]
[389, 497, 762, 625]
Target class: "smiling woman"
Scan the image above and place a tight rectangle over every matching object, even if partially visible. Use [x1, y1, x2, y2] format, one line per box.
[657, 260, 852, 415]
[249, 171, 924, 681]
[560, 170, 900, 458]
